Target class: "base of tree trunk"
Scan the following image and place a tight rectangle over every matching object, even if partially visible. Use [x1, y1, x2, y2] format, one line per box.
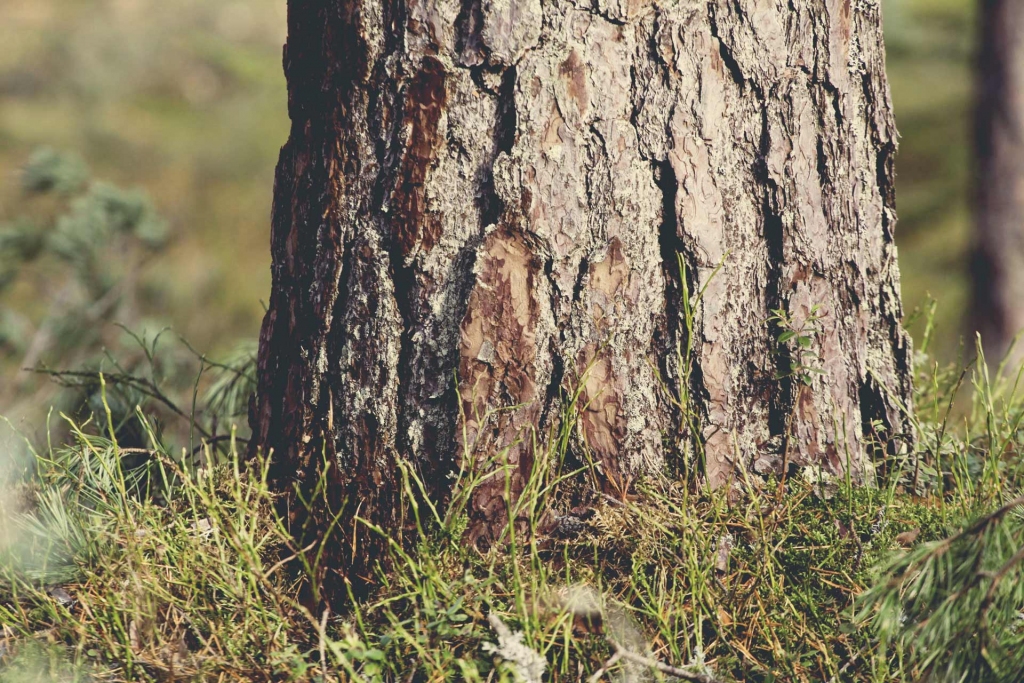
[251, 0, 913, 597]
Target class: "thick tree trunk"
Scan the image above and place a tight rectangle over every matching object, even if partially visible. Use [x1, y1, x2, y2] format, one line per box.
[971, 0, 1024, 362]
[252, 0, 912, 593]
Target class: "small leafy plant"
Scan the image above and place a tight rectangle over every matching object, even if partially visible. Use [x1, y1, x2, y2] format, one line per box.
[769, 303, 826, 386]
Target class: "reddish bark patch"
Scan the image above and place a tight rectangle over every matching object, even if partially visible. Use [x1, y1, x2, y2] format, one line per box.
[577, 239, 630, 491]
[837, 0, 852, 43]
[559, 49, 589, 119]
[458, 229, 543, 546]
[392, 56, 447, 258]
[577, 347, 628, 490]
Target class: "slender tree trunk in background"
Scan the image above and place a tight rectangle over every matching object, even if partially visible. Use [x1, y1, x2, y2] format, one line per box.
[971, 0, 1024, 363]
[251, 0, 912, 597]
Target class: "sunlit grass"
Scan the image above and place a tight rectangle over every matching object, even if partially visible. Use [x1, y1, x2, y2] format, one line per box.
[2, 323, 1023, 681]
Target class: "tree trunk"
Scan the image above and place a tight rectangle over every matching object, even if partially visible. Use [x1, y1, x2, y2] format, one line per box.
[971, 0, 1024, 362]
[251, 0, 912, 595]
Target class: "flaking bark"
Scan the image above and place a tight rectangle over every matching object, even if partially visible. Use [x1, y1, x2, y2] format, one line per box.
[252, 0, 913, 593]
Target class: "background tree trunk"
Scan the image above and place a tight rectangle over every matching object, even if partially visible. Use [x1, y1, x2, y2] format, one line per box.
[970, 0, 1024, 362]
[251, 0, 912, 594]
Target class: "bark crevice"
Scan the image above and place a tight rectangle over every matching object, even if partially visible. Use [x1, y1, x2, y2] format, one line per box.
[653, 158, 707, 465]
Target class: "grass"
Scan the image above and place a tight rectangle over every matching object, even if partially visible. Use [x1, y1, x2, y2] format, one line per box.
[2, 313, 1023, 682]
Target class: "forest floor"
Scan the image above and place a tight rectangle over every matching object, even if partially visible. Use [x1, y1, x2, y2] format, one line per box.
[2, 325, 1023, 683]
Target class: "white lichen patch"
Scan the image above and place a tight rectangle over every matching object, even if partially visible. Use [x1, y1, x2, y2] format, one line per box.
[483, 613, 547, 683]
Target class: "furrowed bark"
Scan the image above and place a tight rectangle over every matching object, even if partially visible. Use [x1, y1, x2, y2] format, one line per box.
[971, 0, 1024, 363]
[252, 0, 913, 596]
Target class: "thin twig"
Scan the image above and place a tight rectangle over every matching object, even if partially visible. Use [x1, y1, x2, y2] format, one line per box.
[178, 336, 257, 383]
[318, 607, 330, 682]
[825, 655, 857, 683]
[36, 368, 216, 442]
[190, 434, 250, 457]
[608, 640, 723, 683]
[261, 539, 318, 582]
[404, 658, 419, 683]
[587, 651, 622, 683]
[598, 492, 626, 508]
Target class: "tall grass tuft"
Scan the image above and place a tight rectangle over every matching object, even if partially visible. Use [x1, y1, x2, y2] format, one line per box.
[1, 303, 1023, 682]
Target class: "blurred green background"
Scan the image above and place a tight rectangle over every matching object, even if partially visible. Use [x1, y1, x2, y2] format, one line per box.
[0, 0, 975, 392]
[0, 0, 287, 357]
[885, 0, 976, 359]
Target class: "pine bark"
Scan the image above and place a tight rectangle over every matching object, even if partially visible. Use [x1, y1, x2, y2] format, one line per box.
[971, 0, 1024, 362]
[251, 0, 912, 592]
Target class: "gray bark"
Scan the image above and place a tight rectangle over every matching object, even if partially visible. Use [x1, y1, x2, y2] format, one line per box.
[971, 0, 1024, 362]
[251, 0, 913, 591]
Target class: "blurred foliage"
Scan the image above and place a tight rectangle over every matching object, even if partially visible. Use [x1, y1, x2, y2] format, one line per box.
[0, 148, 168, 395]
[861, 494, 1024, 682]
[0, 0, 285, 453]
[0, 149, 255, 459]
[883, 0, 976, 360]
[0, 0, 288, 370]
